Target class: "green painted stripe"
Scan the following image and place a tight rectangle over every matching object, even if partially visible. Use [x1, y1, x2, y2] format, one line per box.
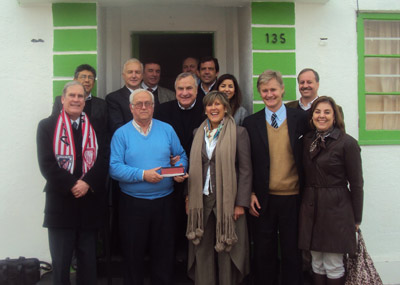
[252, 2, 295, 25]
[53, 54, 97, 77]
[253, 103, 265, 114]
[53, 3, 97, 27]
[359, 129, 400, 145]
[54, 29, 97, 52]
[365, 92, 400, 96]
[253, 52, 296, 75]
[365, 54, 400, 58]
[53, 80, 97, 99]
[253, 77, 296, 101]
[252, 27, 295, 50]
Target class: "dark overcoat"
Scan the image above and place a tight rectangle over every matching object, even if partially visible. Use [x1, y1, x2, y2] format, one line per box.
[37, 114, 108, 229]
[298, 128, 364, 255]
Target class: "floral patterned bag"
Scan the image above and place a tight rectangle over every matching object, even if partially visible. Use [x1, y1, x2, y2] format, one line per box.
[345, 229, 383, 285]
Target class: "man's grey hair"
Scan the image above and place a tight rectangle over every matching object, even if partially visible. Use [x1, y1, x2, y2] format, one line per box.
[62, 81, 84, 97]
[174, 72, 198, 90]
[123, 58, 143, 73]
[129, 88, 154, 104]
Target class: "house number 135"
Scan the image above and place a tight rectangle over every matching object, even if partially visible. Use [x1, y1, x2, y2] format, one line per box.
[265, 33, 286, 44]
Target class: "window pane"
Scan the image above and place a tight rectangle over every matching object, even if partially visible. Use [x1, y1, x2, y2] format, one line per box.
[365, 39, 400, 55]
[365, 76, 400, 93]
[366, 95, 400, 130]
[365, 57, 400, 74]
[364, 20, 400, 37]
[364, 20, 400, 55]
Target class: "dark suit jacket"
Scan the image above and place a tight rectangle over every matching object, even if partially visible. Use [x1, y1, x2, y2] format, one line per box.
[242, 107, 309, 214]
[37, 114, 108, 229]
[157, 86, 175, 103]
[52, 95, 108, 138]
[286, 99, 344, 119]
[105, 86, 132, 135]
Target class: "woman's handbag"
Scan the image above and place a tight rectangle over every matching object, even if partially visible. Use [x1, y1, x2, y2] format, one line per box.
[0, 257, 52, 285]
[345, 229, 383, 285]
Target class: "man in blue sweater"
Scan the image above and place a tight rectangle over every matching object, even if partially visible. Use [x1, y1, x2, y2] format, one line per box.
[110, 89, 188, 285]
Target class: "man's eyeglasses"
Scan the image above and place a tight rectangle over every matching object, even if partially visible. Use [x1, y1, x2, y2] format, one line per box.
[78, 75, 95, 81]
[132, 102, 153, 109]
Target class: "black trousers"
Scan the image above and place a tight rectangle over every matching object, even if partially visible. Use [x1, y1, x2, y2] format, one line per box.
[119, 191, 175, 285]
[48, 227, 97, 285]
[253, 194, 302, 285]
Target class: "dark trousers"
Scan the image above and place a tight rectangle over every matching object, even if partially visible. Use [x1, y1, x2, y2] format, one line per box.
[119, 191, 175, 285]
[48, 227, 97, 285]
[253, 194, 302, 285]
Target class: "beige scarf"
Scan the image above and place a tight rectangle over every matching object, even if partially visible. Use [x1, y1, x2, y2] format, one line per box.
[186, 116, 238, 252]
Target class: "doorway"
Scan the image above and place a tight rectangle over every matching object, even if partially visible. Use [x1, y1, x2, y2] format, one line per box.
[131, 32, 214, 90]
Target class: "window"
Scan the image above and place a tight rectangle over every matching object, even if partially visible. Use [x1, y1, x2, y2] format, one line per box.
[357, 13, 400, 145]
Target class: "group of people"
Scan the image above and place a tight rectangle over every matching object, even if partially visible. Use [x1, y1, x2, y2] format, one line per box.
[36, 55, 364, 285]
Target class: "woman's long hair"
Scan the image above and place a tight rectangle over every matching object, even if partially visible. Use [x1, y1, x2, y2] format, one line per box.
[213, 74, 242, 116]
[309, 96, 346, 133]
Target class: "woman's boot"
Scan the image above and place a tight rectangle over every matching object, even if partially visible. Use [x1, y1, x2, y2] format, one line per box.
[326, 276, 345, 285]
[313, 273, 327, 285]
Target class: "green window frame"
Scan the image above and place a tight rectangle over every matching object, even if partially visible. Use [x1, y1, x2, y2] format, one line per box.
[357, 13, 400, 145]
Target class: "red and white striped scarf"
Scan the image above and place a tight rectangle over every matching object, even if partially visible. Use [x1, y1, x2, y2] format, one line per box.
[53, 108, 98, 178]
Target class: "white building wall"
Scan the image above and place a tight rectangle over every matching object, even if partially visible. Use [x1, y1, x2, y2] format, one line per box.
[0, 0, 53, 261]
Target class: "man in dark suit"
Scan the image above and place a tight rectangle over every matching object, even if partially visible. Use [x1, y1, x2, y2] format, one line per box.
[286, 68, 344, 118]
[197, 56, 219, 99]
[243, 70, 309, 285]
[52, 64, 108, 137]
[106, 58, 143, 135]
[141, 59, 175, 108]
[37, 81, 108, 285]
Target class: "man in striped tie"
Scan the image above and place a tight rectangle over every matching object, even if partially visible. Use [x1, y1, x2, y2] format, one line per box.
[243, 70, 309, 285]
[37, 81, 108, 285]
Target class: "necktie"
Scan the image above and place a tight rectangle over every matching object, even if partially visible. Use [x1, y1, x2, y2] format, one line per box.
[271, 113, 278, 129]
[147, 88, 153, 93]
[72, 122, 78, 130]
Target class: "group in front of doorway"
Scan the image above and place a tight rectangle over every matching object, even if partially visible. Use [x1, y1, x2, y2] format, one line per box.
[36, 56, 363, 285]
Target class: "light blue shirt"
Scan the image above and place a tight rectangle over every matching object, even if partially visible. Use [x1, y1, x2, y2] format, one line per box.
[264, 103, 287, 128]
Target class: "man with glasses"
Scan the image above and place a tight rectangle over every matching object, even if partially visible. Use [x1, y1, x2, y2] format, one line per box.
[109, 88, 188, 284]
[52, 64, 108, 137]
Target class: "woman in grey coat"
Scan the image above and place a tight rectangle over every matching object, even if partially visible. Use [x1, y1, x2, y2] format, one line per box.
[214, 74, 249, 126]
[298, 96, 364, 285]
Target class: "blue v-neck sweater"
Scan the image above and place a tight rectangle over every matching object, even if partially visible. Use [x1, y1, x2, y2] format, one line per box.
[110, 119, 187, 199]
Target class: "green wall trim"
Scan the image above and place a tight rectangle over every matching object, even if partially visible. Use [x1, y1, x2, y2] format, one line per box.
[253, 103, 265, 114]
[53, 54, 97, 77]
[251, 2, 295, 25]
[53, 80, 97, 99]
[53, 3, 97, 27]
[253, 52, 296, 75]
[252, 27, 295, 50]
[253, 77, 296, 101]
[54, 29, 97, 52]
